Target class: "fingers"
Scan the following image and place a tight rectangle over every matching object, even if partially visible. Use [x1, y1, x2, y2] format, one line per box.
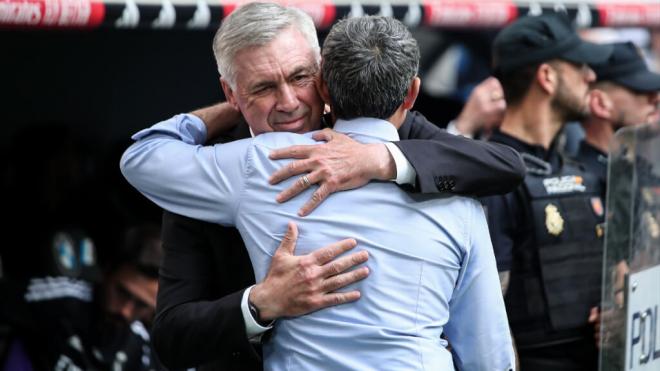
[275, 171, 318, 203]
[269, 144, 314, 161]
[276, 222, 299, 255]
[298, 183, 331, 216]
[269, 158, 314, 185]
[321, 266, 369, 292]
[311, 238, 359, 265]
[314, 290, 362, 309]
[319, 249, 368, 277]
[312, 128, 335, 142]
[588, 306, 599, 323]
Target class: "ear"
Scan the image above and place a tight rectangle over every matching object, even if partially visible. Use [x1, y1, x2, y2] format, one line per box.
[220, 78, 239, 110]
[589, 89, 613, 120]
[536, 63, 557, 95]
[317, 76, 331, 106]
[402, 77, 421, 110]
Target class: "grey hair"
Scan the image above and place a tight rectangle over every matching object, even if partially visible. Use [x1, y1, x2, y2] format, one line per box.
[321, 16, 419, 120]
[212, 2, 320, 88]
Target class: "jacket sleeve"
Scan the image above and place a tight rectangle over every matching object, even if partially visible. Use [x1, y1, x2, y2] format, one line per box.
[395, 111, 525, 197]
[151, 211, 261, 370]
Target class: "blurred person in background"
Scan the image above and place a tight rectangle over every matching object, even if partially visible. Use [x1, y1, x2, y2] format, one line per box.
[578, 41, 660, 357]
[0, 228, 100, 370]
[578, 41, 660, 197]
[481, 13, 613, 371]
[92, 223, 163, 370]
[0, 224, 162, 371]
[447, 76, 506, 139]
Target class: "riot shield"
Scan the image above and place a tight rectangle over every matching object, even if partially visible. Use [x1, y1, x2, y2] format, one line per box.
[600, 122, 660, 371]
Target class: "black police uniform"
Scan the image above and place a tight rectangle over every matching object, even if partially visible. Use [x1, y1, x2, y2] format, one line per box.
[482, 130, 605, 371]
[575, 140, 608, 200]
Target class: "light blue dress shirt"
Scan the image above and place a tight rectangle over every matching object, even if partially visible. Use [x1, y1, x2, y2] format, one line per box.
[121, 114, 515, 370]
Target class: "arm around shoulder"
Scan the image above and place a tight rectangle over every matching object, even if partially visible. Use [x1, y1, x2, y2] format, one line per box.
[152, 211, 260, 369]
[395, 111, 524, 196]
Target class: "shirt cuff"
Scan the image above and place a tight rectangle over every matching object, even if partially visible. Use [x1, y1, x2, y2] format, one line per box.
[384, 142, 416, 186]
[446, 120, 474, 139]
[131, 113, 209, 144]
[241, 286, 273, 342]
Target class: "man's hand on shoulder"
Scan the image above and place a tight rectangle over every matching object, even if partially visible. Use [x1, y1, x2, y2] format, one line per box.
[249, 222, 370, 320]
[268, 129, 395, 216]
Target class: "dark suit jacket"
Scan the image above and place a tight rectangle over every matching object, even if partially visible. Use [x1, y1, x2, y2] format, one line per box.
[152, 111, 524, 370]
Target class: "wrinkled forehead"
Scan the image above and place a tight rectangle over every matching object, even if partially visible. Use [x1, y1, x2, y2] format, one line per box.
[233, 29, 320, 87]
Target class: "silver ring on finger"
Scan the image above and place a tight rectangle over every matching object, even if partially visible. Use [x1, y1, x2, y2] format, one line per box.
[302, 175, 311, 188]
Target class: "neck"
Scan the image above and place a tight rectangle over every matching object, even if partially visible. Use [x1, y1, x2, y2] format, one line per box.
[500, 96, 563, 149]
[581, 117, 614, 153]
[387, 107, 407, 129]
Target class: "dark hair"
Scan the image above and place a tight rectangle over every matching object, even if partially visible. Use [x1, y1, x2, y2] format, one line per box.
[112, 223, 163, 278]
[497, 64, 540, 106]
[321, 16, 419, 120]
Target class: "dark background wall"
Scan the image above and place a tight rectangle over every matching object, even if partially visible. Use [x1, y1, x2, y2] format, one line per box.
[0, 28, 471, 265]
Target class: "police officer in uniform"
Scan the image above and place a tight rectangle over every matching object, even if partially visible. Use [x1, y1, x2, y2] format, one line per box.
[577, 41, 660, 199]
[578, 44, 660, 359]
[481, 13, 613, 370]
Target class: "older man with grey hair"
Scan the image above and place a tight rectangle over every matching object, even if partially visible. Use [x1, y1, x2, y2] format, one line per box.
[122, 12, 515, 369]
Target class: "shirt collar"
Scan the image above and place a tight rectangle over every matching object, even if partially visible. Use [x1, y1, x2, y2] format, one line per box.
[332, 117, 400, 142]
[490, 128, 562, 171]
[248, 117, 399, 141]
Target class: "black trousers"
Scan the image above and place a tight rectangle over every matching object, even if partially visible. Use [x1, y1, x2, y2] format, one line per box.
[519, 338, 598, 371]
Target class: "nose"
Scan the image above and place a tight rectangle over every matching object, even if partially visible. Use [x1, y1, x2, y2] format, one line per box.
[584, 65, 596, 83]
[276, 84, 299, 112]
[119, 301, 136, 322]
[648, 91, 659, 105]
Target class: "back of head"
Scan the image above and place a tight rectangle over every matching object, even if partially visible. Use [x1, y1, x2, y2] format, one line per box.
[322, 16, 419, 120]
[212, 2, 320, 87]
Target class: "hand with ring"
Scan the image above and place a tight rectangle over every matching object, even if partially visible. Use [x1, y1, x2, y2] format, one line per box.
[301, 175, 311, 188]
[269, 128, 395, 216]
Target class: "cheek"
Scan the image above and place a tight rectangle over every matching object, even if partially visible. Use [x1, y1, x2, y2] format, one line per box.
[297, 85, 322, 105]
[242, 97, 274, 120]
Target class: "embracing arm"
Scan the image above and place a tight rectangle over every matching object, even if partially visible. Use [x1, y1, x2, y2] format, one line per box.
[120, 113, 247, 224]
[268, 111, 524, 215]
[395, 111, 524, 197]
[190, 101, 243, 139]
[153, 212, 369, 369]
[153, 211, 260, 369]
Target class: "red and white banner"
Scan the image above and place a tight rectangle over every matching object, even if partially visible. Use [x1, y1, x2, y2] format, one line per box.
[424, 0, 517, 28]
[0, 0, 105, 28]
[1, 1, 659, 30]
[221, 0, 336, 29]
[597, 3, 660, 28]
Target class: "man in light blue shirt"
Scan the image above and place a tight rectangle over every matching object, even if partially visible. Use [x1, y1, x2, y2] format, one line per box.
[122, 14, 514, 371]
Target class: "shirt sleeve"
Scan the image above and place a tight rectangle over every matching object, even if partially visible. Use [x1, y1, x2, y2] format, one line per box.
[443, 201, 515, 371]
[384, 142, 416, 186]
[120, 113, 249, 225]
[240, 286, 273, 341]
